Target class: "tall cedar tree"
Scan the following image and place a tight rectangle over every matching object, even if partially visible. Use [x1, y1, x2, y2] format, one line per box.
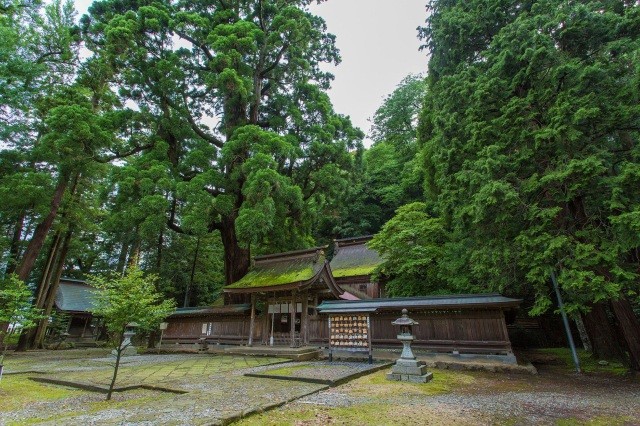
[419, 0, 640, 367]
[81, 0, 362, 286]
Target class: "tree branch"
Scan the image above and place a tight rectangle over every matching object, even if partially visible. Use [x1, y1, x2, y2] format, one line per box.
[180, 93, 224, 148]
[261, 43, 289, 77]
[205, 187, 223, 196]
[94, 144, 154, 163]
[172, 29, 214, 62]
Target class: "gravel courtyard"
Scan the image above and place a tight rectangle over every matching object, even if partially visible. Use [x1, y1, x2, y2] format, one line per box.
[1, 349, 638, 425]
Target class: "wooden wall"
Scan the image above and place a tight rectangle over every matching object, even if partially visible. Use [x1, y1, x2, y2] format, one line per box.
[335, 276, 382, 299]
[163, 315, 263, 345]
[164, 308, 513, 355]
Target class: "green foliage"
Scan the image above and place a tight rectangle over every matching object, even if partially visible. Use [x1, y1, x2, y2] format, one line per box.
[537, 348, 629, 375]
[323, 75, 426, 238]
[370, 74, 426, 158]
[80, 0, 362, 282]
[45, 311, 70, 343]
[0, 275, 43, 363]
[417, 0, 640, 313]
[90, 266, 175, 342]
[369, 203, 448, 296]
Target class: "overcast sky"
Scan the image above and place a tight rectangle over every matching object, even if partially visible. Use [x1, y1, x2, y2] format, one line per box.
[309, 1, 428, 142]
[74, 0, 428, 143]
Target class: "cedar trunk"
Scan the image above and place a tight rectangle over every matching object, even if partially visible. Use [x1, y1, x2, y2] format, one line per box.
[220, 216, 250, 286]
[16, 233, 64, 351]
[15, 177, 68, 282]
[582, 302, 626, 361]
[610, 297, 640, 371]
[5, 210, 26, 275]
[34, 229, 73, 348]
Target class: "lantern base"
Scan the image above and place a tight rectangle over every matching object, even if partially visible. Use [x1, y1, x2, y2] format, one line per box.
[387, 359, 433, 383]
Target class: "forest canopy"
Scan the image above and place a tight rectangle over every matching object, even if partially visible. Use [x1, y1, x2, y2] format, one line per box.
[1, 0, 639, 368]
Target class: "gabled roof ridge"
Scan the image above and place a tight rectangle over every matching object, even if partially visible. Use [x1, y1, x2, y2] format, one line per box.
[60, 277, 90, 286]
[333, 235, 374, 248]
[320, 293, 511, 303]
[254, 245, 327, 264]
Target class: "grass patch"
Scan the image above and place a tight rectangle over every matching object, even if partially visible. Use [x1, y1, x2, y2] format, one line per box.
[537, 348, 629, 375]
[239, 402, 411, 426]
[265, 364, 332, 377]
[556, 415, 635, 426]
[344, 368, 475, 397]
[238, 369, 478, 425]
[0, 375, 81, 411]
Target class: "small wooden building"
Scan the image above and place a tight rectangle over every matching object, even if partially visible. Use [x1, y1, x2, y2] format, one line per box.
[330, 236, 385, 299]
[53, 278, 99, 340]
[162, 305, 252, 345]
[162, 237, 522, 360]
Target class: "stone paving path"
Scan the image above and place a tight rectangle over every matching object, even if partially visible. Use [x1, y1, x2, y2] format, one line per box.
[1, 350, 331, 425]
[244, 360, 391, 385]
[4, 349, 638, 425]
[50, 355, 284, 389]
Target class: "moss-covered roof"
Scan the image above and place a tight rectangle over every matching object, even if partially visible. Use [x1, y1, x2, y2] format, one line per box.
[224, 247, 326, 291]
[330, 236, 384, 278]
[168, 304, 250, 318]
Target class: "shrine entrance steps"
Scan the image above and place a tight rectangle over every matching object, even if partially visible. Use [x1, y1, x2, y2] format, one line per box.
[223, 345, 322, 361]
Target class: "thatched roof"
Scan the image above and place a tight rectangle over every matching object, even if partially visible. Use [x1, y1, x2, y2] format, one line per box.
[223, 247, 343, 296]
[329, 236, 384, 279]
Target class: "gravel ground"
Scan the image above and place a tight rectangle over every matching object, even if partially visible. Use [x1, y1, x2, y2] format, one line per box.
[288, 368, 640, 425]
[243, 360, 387, 382]
[3, 350, 639, 425]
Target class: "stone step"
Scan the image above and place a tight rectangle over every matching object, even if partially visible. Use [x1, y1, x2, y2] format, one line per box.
[224, 346, 323, 361]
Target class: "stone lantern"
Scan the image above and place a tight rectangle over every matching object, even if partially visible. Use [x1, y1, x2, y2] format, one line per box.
[112, 322, 139, 356]
[386, 309, 433, 383]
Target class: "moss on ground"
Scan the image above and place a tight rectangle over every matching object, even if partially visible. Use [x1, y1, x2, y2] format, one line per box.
[346, 368, 475, 397]
[556, 416, 635, 426]
[238, 369, 478, 425]
[0, 375, 80, 411]
[264, 364, 333, 376]
[537, 348, 629, 375]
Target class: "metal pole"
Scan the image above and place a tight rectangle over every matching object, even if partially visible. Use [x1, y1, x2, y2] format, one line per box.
[550, 269, 581, 373]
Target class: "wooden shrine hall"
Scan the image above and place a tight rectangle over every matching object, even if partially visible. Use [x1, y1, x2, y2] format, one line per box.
[222, 246, 352, 347]
[161, 236, 522, 360]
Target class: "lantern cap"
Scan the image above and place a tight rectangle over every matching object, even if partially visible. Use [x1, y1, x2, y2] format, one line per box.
[391, 309, 418, 326]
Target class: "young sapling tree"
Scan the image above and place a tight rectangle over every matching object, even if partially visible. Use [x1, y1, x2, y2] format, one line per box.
[90, 266, 175, 400]
[0, 275, 43, 381]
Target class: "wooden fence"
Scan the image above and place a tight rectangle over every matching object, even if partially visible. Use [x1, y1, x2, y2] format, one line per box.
[164, 308, 513, 355]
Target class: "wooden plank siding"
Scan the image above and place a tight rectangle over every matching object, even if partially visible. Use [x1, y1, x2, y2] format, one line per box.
[164, 308, 513, 355]
[163, 315, 264, 345]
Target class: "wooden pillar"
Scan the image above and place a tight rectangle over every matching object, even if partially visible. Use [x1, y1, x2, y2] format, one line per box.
[290, 290, 297, 347]
[301, 291, 309, 345]
[81, 316, 90, 338]
[263, 293, 271, 345]
[248, 293, 256, 347]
